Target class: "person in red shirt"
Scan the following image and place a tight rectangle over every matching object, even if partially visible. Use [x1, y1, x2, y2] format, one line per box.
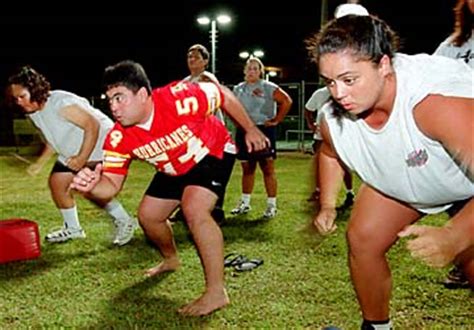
[70, 60, 269, 316]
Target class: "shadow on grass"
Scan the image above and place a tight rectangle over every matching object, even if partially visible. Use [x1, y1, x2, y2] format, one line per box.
[0, 244, 110, 281]
[90, 273, 212, 328]
[220, 215, 273, 243]
[0, 236, 163, 282]
[166, 214, 273, 245]
[221, 214, 272, 228]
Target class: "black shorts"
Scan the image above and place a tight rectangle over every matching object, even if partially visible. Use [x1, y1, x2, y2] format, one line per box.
[145, 153, 235, 201]
[51, 161, 100, 174]
[446, 198, 471, 217]
[235, 125, 277, 161]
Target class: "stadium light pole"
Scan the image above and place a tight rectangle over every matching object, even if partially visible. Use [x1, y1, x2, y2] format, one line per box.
[197, 14, 231, 74]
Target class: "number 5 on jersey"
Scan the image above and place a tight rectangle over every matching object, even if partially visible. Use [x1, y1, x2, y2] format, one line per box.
[175, 97, 198, 115]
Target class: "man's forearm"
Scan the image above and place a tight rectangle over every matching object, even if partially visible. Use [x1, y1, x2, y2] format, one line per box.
[89, 174, 122, 200]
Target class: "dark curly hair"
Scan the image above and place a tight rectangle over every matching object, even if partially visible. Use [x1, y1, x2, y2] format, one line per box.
[8, 66, 51, 105]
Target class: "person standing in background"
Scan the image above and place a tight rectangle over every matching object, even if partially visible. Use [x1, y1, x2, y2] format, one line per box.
[169, 44, 235, 224]
[231, 57, 293, 219]
[434, 0, 474, 67]
[304, 86, 354, 208]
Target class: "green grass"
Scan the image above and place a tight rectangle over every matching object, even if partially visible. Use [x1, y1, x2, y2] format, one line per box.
[0, 153, 472, 329]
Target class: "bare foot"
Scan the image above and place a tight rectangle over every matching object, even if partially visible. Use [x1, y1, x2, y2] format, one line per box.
[145, 257, 180, 277]
[178, 288, 229, 316]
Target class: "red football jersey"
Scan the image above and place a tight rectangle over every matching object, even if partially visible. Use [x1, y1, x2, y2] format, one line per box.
[102, 81, 233, 176]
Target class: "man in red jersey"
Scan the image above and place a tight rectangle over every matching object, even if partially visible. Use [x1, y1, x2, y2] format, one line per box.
[70, 60, 269, 316]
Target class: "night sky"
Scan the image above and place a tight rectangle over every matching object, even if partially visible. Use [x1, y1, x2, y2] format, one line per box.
[0, 0, 454, 98]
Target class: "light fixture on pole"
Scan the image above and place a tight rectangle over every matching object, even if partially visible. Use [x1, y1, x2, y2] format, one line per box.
[239, 49, 264, 59]
[239, 49, 276, 80]
[197, 14, 231, 74]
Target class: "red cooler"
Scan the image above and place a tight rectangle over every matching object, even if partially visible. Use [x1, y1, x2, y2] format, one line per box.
[0, 219, 41, 263]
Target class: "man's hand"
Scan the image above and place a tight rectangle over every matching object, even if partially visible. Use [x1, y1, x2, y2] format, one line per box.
[313, 207, 337, 235]
[245, 126, 270, 153]
[70, 163, 102, 193]
[398, 225, 460, 268]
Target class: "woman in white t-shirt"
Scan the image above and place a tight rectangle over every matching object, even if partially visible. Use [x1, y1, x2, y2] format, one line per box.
[306, 15, 473, 330]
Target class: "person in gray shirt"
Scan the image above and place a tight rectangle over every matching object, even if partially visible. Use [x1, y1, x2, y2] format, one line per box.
[231, 57, 292, 219]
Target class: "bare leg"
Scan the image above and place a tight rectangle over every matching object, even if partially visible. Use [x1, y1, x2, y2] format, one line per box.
[347, 184, 421, 320]
[138, 196, 181, 277]
[241, 161, 257, 194]
[178, 186, 229, 316]
[259, 158, 277, 198]
[49, 172, 75, 209]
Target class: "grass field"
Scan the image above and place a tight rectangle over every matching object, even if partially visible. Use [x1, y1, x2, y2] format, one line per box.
[0, 153, 472, 329]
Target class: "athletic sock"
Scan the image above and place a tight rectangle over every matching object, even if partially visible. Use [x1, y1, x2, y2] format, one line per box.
[105, 199, 131, 222]
[60, 206, 81, 230]
[361, 319, 392, 330]
[241, 194, 251, 206]
[267, 197, 277, 208]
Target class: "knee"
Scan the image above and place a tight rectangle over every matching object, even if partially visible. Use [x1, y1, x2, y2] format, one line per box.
[181, 206, 210, 230]
[260, 160, 274, 175]
[242, 162, 256, 175]
[137, 208, 155, 231]
[242, 168, 254, 176]
[84, 193, 111, 207]
[346, 225, 368, 256]
[347, 222, 385, 258]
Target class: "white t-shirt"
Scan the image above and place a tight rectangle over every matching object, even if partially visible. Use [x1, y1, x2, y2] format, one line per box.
[322, 53, 473, 214]
[433, 34, 474, 69]
[305, 87, 330, 140]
